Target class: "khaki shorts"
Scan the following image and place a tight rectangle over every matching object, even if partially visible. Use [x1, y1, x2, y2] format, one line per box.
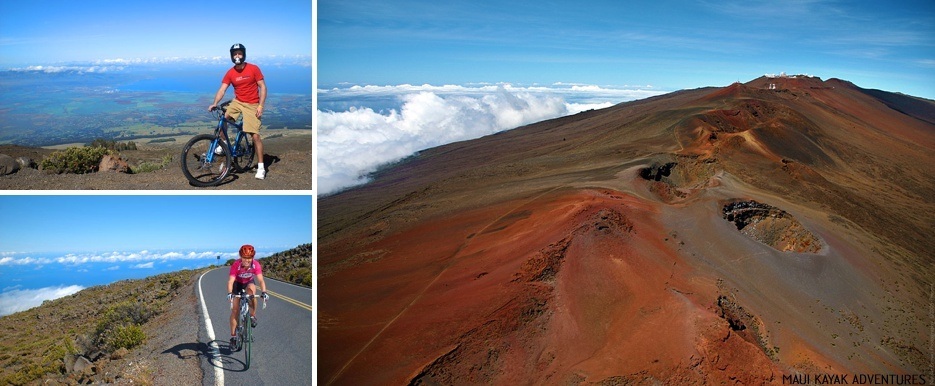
[226, 99, 263, 134]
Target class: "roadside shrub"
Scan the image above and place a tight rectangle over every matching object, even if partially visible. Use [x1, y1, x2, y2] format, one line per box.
[107, 324, 146, 351]
[160, 275, 183, 291]
[287, 267, 313, 287]
[40, 146, 110, 174]
[97, 301, 154, 330]
[95, 301, 154, 352]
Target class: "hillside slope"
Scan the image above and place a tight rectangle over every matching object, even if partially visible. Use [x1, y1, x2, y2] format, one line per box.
[259, 243, 314, 287]
[318, 76, 934, 384]
[0, 270, 204, 385]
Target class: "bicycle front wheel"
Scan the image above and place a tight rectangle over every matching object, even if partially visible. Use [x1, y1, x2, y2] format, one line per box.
[180, 134, 231, 187]
[243, 313, 252, 368]
[231, 132, 255, 173]
[232, 325, 243, 352]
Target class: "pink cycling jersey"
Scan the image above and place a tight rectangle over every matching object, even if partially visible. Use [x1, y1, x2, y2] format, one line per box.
[230, 259, 263, 284]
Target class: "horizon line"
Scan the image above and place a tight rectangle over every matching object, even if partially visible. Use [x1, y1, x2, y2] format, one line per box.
[2, 54, 312, 71]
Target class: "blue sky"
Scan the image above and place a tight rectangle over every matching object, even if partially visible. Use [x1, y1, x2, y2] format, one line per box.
[319, 0, 934, 98]
[0, 195, 312, 254]
[0, 0, 312, 66]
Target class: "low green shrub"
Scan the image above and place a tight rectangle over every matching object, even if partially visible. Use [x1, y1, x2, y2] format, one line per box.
[88, 138, 137, 151]
[131, 155, 173, 174]
[107, 324, 146, 351]
[95, 301, 154, 352]
[287, 267, 313, 287]
[40, 146, 110, 174]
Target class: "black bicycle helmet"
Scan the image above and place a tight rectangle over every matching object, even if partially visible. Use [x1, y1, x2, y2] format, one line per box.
[230, 43, 246, 64]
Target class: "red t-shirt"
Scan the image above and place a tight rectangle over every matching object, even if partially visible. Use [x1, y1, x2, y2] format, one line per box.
[222, 63, 264, 104]
[229, 259, 263, 284]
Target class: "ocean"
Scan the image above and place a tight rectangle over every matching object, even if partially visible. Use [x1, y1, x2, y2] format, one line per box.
[0, 63, 311, 146]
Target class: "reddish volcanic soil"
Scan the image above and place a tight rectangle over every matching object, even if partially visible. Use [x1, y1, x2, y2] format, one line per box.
[318, 76, 934, 384]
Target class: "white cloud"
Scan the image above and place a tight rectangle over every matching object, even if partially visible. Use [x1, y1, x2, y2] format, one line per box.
[317, 83, 665, 194]
[0, 285, 84, 317]
[5, 55, 312, 73]
[0, 250, 240, 266]
[132, 262, 154, 269]
[0, 255, 52, 265]
[8, 65, 126, 74]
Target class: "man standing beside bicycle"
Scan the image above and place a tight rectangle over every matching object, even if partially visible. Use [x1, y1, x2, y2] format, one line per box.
[208, 43, 268, 180]
[227, 244, 269, 348]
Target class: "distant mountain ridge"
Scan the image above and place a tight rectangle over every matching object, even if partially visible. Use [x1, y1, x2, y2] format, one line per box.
[319, 76, 934, 384]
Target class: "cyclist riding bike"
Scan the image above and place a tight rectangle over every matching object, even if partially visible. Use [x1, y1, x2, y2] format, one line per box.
[227, 244, 269, 348]
[208, 43, 268, 179]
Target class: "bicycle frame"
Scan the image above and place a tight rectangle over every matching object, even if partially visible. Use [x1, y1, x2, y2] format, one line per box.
[206, 106, 250, 163]
[229, 290, 266, 368]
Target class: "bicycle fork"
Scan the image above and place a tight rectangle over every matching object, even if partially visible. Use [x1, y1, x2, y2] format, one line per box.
[206, 138, 223, 164]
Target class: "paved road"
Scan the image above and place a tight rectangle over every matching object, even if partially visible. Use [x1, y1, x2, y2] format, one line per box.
[197, 267, 313, 385]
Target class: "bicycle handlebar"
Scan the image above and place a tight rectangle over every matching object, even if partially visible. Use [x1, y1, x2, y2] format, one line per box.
[229, 293, 268, 310]
[210, 100, 232, 112]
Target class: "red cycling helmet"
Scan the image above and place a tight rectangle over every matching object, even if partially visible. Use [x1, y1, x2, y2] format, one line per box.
[239, 244, 256, 258]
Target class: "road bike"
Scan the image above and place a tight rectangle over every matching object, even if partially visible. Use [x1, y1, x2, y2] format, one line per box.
[181, 100, 256, 187]
[229, 290, 267, 368]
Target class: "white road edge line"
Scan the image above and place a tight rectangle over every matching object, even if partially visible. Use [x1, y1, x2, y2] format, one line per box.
[198, 269, 224, 386]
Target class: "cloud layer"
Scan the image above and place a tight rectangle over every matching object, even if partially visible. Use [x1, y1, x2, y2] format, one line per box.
[317, 83, 665, 194]
[0, 249, 261, 266]
[4, 55, 312, 73]
[0, 285, 84, 316]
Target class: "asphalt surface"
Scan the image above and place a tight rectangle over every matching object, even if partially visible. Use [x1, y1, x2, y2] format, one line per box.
[197, 267, 313, 385]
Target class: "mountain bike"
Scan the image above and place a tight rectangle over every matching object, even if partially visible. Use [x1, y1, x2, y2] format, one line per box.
[229, 290, 267, 368]
[181, 100, 256, 187]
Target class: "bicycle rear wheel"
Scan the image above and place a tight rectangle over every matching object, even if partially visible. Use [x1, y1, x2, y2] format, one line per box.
[181, 134, 231, 187]
[231, 132, 256, 173]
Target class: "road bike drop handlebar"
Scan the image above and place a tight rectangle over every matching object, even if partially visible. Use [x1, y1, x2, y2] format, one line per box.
[229, 293, 268, 310]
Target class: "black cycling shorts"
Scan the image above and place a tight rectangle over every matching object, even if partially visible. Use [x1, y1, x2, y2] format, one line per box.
[232, 278, 256, 295]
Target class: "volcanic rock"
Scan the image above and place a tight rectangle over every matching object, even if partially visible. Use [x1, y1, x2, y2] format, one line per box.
[16, 156, 36, 169]
[98, 154, 130, 173]
[722, 199, 822, 253]
[73, 356, 93, 374]
[0, 154, 19, 175]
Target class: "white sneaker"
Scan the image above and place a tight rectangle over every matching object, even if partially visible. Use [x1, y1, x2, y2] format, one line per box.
[255, 168, 266, 180]
[214, 145, 223, 155]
